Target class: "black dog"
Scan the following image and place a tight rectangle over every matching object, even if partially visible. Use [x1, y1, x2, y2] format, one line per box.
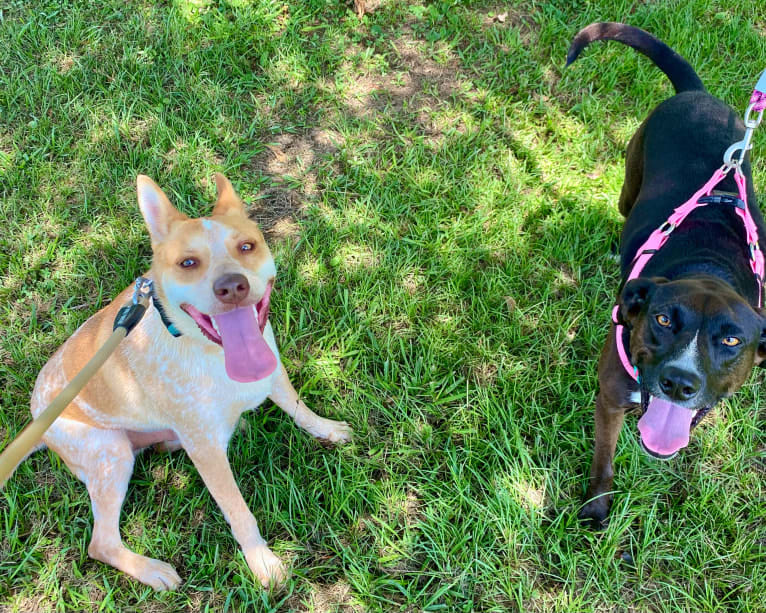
[567, 23, 766, 523]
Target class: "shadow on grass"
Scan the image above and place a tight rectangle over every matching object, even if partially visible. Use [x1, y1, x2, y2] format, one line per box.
[2, 1, 766, 611]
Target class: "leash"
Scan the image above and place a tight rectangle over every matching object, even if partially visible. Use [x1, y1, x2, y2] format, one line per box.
[614, 70, 766, 425]
[0, 278, 154, 487]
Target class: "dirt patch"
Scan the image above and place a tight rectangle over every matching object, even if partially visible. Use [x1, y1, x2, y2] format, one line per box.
[249, 128, 343, 239]
[286, 579, 363, 613]
[338, 24, 470, 144]
[0, 596, 48, 613]
[481, 5, 538, 44]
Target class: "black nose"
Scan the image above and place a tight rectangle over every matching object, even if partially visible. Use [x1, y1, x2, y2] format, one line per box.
[658, 366, 701, 402]
[213, 273, 250, 304]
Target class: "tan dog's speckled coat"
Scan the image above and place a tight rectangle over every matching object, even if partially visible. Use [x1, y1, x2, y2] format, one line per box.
[28, 174, 352, 589]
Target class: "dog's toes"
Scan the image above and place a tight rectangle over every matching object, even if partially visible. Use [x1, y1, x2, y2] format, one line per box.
[119, 555, 181, 591]
[139, 559, 182, 591]
[308, 418, 353, 444]
[90, 545, 182, 591]
[245, 546, 288, 588]
[325, 421, 353, 444]
[578, 497, 611, 528]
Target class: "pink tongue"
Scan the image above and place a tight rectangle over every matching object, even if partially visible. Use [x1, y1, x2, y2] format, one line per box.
[637, 397, 695, 456]
[212, 307, 277, 383]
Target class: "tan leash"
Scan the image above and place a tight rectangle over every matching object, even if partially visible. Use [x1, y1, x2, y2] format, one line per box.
[0, 278, 153, 487]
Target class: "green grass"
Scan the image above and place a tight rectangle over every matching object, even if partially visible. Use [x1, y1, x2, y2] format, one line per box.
[1, 0, 765, 611]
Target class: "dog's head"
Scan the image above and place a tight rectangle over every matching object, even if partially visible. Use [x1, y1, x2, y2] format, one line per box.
[137, 174, 277, 382]
[619, 276, 766, 458]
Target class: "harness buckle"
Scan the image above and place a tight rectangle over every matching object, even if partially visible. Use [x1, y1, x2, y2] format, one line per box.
[697, 194, 746, 210]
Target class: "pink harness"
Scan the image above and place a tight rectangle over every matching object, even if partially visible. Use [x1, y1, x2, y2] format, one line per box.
[613, 72, 766, 381]
[612, 166, 765, 381]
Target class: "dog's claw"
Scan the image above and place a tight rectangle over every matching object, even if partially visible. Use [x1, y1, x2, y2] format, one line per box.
[149, 562, 183, 591]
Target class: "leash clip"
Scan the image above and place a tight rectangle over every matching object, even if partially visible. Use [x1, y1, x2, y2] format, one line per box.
[114, 277, 153, 334]
[133, 277, 153, 308]
[723, 102, 764, 170]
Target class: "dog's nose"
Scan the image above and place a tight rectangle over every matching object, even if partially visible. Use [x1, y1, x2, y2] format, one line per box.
[658, 366, 701, 402]
[213, 273, 250, 304]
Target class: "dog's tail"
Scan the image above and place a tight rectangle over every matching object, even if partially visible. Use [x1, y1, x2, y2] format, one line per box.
[565, 22, 705, 94]
[0, 441, 46, 488]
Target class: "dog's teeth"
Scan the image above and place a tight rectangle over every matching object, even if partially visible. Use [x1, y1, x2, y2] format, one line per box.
[252, 304, 259, 317]
[211, 319, 221, 336]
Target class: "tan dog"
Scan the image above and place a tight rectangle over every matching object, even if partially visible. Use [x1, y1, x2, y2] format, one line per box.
[26, 174, 352, 590]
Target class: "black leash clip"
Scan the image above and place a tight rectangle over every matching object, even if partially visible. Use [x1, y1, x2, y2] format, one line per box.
[113, 277, 153, 334]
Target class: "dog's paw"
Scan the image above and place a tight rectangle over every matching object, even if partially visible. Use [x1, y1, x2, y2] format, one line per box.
[310, 418, 353, 444]
[324, 420, 353, 444]
[93, 547, 182, 591]
[138, 558, 183, 591]
[578, 496, 611, 528]
[245, 546, 288, 589]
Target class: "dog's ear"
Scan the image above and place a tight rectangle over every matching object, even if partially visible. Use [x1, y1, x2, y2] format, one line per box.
[212, 173, 246, 217]
[619, 277, 667, 325]
[136, 175, 188, 243]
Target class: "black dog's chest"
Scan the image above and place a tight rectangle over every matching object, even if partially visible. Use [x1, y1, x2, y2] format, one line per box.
[620, 202, 763, 305]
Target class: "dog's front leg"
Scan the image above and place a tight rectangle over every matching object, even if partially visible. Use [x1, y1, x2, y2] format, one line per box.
[268, 363, 352, 444]
[580, 392, 625, 524]
[580, 328, 633, 525]
[181, 435, 287, 587]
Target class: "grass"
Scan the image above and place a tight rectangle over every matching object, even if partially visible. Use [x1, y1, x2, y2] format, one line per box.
[1, 0, 765, 611]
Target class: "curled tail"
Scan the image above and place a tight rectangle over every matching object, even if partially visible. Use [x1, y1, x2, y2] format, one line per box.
[566, 22, 705, 94]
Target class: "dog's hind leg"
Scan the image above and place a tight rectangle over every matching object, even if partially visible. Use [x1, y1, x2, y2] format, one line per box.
[618, 123, 646, 217]
[44, 419, 182, 590]
[268, 363, 352, 444]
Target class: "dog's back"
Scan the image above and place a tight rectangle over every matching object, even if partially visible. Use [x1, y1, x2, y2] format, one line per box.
[565, 22, 758, 272]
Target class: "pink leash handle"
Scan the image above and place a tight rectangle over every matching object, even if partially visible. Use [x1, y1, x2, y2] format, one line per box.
[749, 68, 766, 112]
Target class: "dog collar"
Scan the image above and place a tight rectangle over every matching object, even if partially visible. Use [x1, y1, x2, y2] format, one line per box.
[150, 287, 182, 337]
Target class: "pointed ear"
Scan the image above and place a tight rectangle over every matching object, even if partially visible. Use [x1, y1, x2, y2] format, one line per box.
[136, 175, 188, 242]
[619, 277, 667, 325]
[212, 173, 246, 217]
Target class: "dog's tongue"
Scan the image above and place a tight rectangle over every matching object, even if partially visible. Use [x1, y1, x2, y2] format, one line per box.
[637, 397, 695, 456]
[212, 307, 276, 383]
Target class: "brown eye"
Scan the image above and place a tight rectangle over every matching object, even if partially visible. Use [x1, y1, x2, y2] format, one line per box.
[179, 258, 198, 269]
[656, 314, 671, 327]
[722, 336, 741, 347]
[240, 242, 255, 253]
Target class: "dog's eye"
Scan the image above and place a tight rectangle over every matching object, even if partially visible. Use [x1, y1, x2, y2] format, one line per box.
[179, 258, 198, 269]
[240, 242, 255, 253]
[722, 336, 741, 347]
[655, 314, 671, 327]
